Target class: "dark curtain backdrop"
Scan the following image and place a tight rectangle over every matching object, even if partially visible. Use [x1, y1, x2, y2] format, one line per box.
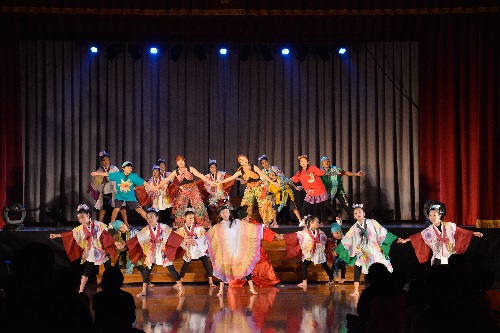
[419, 14, 500, 227]
[20, 41, 419, 222]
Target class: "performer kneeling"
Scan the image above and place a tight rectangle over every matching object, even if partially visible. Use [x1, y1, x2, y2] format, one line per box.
[284, 215, 335, 288]
[126, 208, 185, 297]
[175, 208, 216, 288]
[50, 204, 120, 293]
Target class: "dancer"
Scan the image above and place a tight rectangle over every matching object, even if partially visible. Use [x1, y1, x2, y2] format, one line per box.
[204, 159, 235, 222]
[152, 155, 214, 227]
[218, 155, 279, 225]
[284, 215, 335, 288]
[49, 204, 119, 293]
[109, 220, 140, 274]
[90, 161, 150, 224]
[89, 151, 128, 226]
[229, 205, 280, 287]
[319, 155, 365, 221]
[327, 222, 347, 283]
[175, 208, 216, 288]
[199, 205, 263, 296]
[267, 170, 301, 224]
[397, 203, 483, 265]
[157, 159, 171, 179]
[147, 165, 172, 220]
[125, 208, 185, 297]
[258, 154, 284, 177]
[335, 204, 397, 296]
[291, 155, 336, 225]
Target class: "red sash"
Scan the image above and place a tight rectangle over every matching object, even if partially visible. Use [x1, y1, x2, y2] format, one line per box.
[307, 228, 321, 253]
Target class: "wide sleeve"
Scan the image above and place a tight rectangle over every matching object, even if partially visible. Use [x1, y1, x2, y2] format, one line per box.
[262, 227, 276, 243]
[380, 231, 397, 259]
[126, 236, 144, 264]
[134, 185, 152, 206]
[284, 232, 302, 258]
[325, 239, 336, 264]
[408, 233, 432, 264]
[165, 231, 185, 262]
[454, 227, 474, 254]
[291, 171, 300, 183]
[335, 242, 357, 266]
[100, 230, 117, 261]
[60, 231, 83, 262]
[311, 166, 325, 177]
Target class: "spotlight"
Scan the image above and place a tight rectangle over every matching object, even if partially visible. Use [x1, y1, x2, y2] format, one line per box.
[338, 47, 347, 55]
[127, 43, 142, 61]
[316, 45, 330, 61]
[281, 48, 290, 55]
[90, 46, 98, 53]
[150, 47, 158, 55]
[194, 45, 207, 61]
[2, 203, 26, 231]
[238, 45, 251, 61]
[169, 44, 182, 61]
[295, 45, 309, 62]
[259, 45, 273, 62]
[219, 48, 228, 55]
[104, 43, 122, 61]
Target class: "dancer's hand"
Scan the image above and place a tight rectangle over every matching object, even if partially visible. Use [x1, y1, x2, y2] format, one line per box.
[357, 171, 366, 177]
[473, 232, 483, 237]
[397, 238, 409, 244]
[49, 233, 61, 239]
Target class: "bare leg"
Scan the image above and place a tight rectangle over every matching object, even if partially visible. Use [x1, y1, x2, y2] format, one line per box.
[137, 282, 148, 297]
[120, 208, 129, 227]
[297, 279, 307, 287]
[248, 280, 258, 295]
[293, 208, 301, 221]
[217, 281, 224, 297]
[135, 207, 148, 221]
[110, 207, 121, 222]
[98, 209, 106, 222]
[79, 275, 89, 293]
[208, 276, 216, 288]
[176, 280, 184, 297]
[350, 282, 360, 296]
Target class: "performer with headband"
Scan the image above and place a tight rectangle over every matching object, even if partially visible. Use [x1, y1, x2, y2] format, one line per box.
[147, 165, 172, 223]
[204, 159, 235, 223]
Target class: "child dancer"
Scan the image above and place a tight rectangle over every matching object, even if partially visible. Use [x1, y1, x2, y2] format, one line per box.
[125, 208, 185, 297]
[89, 151, 129, 225]
[397, 203, 483, 265]
[267, 170, 301, 225]
[335, 204, 397, 296]
[328, 222, 347, 283]
[200, 205, 263, 297]
[175, 208, 216, 288]
[204, 159, 235, 222]
[49, 204, 120, 293]
[284, 215, 335, 288]
[109, 220, 140, 274]
[147, 165, 172, 220]
[91, 161, 150, 224]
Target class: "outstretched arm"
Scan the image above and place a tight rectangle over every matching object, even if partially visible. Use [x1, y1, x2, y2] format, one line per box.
[397, 237, 410, 244]
[344, 170, 366, 177]
[254, 167, 280, 187]
[49, 233, 62, 239]
[91, 171, 109, 177]
[473, 232, 483, 237]
[190, 167, 215, 185]
[219, 171, 242, 184]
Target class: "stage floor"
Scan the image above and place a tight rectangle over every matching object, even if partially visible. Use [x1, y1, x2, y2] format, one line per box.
[86, 282, 357, 333]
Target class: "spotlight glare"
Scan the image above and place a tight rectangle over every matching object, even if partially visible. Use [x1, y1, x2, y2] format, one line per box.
[338, 48, 347, 55]
[281, 48, 290, 55]
[150, 47, 158, 55]
[219, 48, 228, 55]
[90, 46, 98, 53]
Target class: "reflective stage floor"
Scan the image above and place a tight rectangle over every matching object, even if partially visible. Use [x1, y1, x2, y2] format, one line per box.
[88, 282, 358, 333]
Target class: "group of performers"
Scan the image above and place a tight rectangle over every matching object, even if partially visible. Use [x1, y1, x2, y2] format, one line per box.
[49, 151, 484, 298]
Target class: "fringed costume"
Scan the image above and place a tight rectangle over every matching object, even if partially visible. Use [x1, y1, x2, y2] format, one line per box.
[239, 165, 274, 224]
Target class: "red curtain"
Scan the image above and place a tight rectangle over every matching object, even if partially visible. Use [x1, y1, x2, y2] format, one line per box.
[419, 14, 500, 226]
[0, 39, 23, 228]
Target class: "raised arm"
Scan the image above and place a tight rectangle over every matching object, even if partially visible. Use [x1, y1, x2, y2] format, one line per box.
[157, 171, 177, 187]
[254, 167, 279, 187]
[91, 171, 109, 177]
[219, 170, 242, 184]
[344, 170, 366, 177]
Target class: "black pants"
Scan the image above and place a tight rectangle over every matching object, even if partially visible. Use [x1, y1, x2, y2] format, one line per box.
[179, 256, 213, 278]
[82, 260, 111, 277]
[301, 260, 334, 281]
[138, 264, 181, 283]
[353, 265, 362, 282]
[302, 200, 336, 222]
[331, 191, 353, 220]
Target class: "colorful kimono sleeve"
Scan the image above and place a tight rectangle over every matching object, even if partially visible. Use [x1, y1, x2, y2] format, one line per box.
[454, 227, 474, 254]
[380, 231, 397, 259]
[262, 227, 275, 243]
[284, 232, 301, 258]
[335, 242, 357, 266]
[100, 230, 117, 261]
[408, 233, 432, 264]
[135, 184, 152, 206]
[325, 239, 336, 264]
[60, 231, 83, 262]
[196, 179, 210, 204]
[165, 231, 185, 262]
[126, 236, 145, 264]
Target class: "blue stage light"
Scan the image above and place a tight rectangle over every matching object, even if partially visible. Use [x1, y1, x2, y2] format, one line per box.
[90, 46, 98, 53]
[338, 48, 347, 55]
[150, 47, 158, 55]
[281, 48, 290, 55]
[219, 48, 228, 55]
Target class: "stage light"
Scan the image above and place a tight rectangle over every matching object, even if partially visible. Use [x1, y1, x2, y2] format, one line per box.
[150, 47, 158, 55]
[316, 45, 330, 62]
[238, 45, 251, 61]
[90, 46, 98, 53]
[105, 43, 122, 61]
[338, 47, 347, 55]
[259, 45, 273, 62]
[127, 43, 142, 60]
[281, 48, 290, 55]
[169, 44, 182, 61]
[219, 48, 228, 55]
[295, 45, 309, 62]
[2, 203, 26, 231]
[194, 45, 207, 61]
